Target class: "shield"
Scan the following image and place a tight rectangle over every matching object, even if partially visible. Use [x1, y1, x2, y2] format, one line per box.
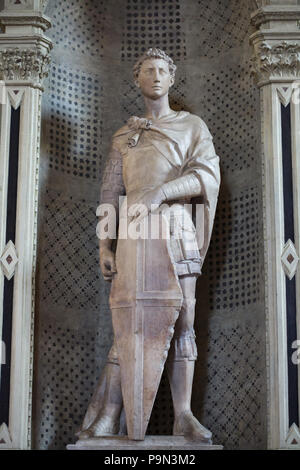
[109, 211, 182, 440]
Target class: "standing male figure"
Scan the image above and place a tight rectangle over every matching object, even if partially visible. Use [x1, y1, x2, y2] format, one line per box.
[79, 48, 220, 442]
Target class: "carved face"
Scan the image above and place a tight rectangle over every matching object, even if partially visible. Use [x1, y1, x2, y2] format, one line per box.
[136, 58, 174, 99]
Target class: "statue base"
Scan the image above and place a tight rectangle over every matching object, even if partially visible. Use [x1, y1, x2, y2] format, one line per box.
[67, 436, 223, 450]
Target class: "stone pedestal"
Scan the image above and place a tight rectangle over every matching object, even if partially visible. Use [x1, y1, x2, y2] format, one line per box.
[67, 436, 223, 451]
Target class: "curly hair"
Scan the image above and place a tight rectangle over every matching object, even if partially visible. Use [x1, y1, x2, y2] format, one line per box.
[133, 48, 177, 83]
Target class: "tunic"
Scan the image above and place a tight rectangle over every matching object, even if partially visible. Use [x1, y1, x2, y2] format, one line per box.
[100, 111, 220, 276]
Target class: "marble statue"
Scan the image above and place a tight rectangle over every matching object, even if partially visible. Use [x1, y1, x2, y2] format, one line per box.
[77, 48, 220, 443]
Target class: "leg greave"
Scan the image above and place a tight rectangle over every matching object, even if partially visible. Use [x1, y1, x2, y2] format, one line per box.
[168, 328, 198, 362]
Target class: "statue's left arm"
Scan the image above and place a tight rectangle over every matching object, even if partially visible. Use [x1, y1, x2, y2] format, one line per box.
[159, 117, 220, 260]
[161, 119, 220, 204]
[130, 117, 220, 248]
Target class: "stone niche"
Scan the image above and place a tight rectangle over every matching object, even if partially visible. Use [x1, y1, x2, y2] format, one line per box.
[32, 0, 267, 450]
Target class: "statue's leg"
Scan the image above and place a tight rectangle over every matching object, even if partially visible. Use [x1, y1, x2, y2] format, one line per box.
[79, 341, 123, 438]
[166, 274, 212, 443]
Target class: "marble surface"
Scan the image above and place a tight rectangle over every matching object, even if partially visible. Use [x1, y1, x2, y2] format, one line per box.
[67, 436, 223, 451]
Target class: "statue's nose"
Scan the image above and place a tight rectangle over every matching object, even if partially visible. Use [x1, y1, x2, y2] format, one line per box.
[153, 70, 160, 82]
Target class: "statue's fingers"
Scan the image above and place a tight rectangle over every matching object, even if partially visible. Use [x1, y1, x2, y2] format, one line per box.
[110, 258, 117, 273]
[149, 203, 160, 214]
[132, 210, 140, 219]
[102, 263, 114, 276]
[102, 268, 114, 280]
[134, 206, 148, 224]
[129, 203, 147, 220]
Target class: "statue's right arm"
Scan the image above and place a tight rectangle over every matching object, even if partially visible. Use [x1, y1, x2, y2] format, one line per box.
[99, 147, 125, 281]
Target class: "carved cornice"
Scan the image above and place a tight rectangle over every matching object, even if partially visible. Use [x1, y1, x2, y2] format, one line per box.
[252, 41, 300, 85]
[3, 0, 49, 13]
[0, 14, 51, 32]
[251, 7, 300, 28]
[0, 47, 51, 83]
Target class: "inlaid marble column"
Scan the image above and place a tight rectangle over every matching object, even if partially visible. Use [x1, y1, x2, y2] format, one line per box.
[0, 0, 51, 449]
[250, 0, 300, 450]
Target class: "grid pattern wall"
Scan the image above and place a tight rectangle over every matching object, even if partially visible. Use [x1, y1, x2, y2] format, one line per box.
[49, 0, 107, 58]
[207, 187, 261, 312]
[121, 0, 186, 61]
[199, 62, 259, 173]
[33, 0, 266, 450]
[33, 323, 111, 450]
[195, 0, 254, 58]
[195, 321, 266, 450]
[40, 188, 102, 310]
[47, 64, 103, 179]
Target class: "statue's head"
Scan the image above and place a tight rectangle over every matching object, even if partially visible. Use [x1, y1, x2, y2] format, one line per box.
[133, 48, 176, 100]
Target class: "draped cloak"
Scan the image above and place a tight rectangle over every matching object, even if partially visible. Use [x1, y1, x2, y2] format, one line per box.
[110, 110, 220, 267]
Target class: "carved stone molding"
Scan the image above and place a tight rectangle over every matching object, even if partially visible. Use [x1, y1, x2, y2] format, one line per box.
[251, 7, 300, 28]
[7, 87, 25, 109]
[4, 0, 48, 11]
[0, 14, 51, 32]
[276, 85, 293, 107]
[252, 41, 300, 85]
[0, 47, 51, 83]
[7, 0, 30, 7]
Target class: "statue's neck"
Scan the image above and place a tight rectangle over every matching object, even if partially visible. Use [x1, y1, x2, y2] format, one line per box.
[143, 94, 172, 120]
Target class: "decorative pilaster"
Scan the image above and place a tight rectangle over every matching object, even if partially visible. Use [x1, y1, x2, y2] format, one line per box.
[0, 0, 51, 449]
[250, 0, 300, 450]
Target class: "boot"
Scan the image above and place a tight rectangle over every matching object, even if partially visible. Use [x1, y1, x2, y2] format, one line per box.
[173, 409, 212, 443]
[167, 358, 212, 443]
[79, 362, 123, 439]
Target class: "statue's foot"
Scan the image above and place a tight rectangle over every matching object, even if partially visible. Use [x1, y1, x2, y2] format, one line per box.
[78, 415, 119, 439]
[173, 410, 212, 443]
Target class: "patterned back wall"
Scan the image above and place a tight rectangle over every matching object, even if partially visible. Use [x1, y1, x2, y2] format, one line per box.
[33, 0, 267, 450]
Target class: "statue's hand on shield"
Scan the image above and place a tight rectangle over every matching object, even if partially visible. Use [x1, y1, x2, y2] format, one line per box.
[129, 187, 165, 223]
[99, 245, 117, 282]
